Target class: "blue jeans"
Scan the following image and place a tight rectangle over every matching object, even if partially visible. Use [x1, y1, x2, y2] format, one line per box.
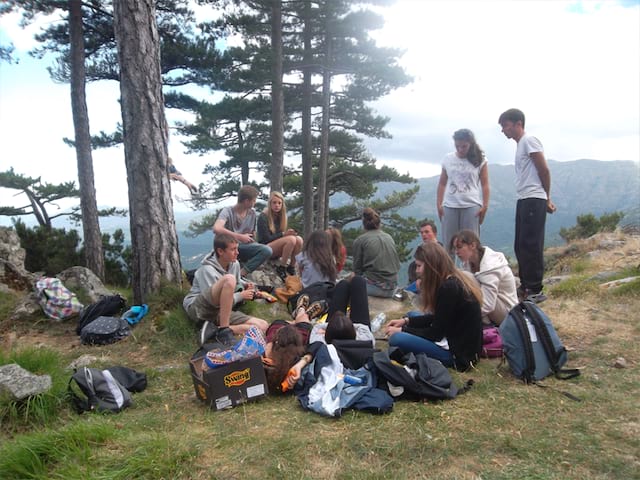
[238, 242, 272, 273]
[405, 281, 418, 294]
[388, 332, 453, 367]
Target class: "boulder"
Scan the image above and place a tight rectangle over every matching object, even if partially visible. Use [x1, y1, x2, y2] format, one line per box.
[57, 266, 112, 303]
[10, 292, 42, 321]
[246, 261, 285, 290]
[0, 363, 52, 401]
[0, 226, 36, 291]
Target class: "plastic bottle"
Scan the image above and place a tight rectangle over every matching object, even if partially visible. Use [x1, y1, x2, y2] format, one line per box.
[343, 374, 364, 386]
[371, 312, 386, 333]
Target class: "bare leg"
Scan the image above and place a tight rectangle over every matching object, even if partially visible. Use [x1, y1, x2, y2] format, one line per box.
[291, 235, 303, 265]
[268, 236, 296, 265]
[229, 317, 269, 335]
[209, 274, 236, 328]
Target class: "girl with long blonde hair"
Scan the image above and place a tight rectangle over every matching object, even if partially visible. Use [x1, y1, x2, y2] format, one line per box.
[257, 192, 303, 278]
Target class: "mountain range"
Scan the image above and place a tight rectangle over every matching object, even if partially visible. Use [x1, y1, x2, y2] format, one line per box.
[97, 159, 639, 271]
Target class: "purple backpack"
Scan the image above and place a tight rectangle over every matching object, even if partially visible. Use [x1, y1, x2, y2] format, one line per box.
[481, 326, 503, 358]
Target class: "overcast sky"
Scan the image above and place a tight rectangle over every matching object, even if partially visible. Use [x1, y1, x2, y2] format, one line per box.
[0, 0, 638, 222]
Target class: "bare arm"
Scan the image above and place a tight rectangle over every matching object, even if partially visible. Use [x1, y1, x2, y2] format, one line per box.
[531, 152, 556, 213]
[477, 163, 490, 224]
[436, 168, 448, 220]
[213, 218, 253, 243]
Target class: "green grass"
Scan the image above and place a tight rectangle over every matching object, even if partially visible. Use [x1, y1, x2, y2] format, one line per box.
[549, 275, 600, 298]
[1, 279, 639, 479]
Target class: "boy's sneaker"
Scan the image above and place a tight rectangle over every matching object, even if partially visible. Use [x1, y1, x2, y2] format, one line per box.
[216, 327, 237, 346]
[199, 321, 218, 346]
[275, 264, 288, 281]
[526, 291, 548, 304]
[292, 294, 310, 319]
[306, 300, 328, 320]
[286, 265, 296, 276]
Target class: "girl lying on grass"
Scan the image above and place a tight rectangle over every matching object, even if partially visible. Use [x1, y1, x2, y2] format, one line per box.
[263, 275, 375, 393]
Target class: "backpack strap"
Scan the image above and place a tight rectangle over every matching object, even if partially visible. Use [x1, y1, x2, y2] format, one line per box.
[67, 368, 94, 413]
[509, 303, 536, 383]
[522, 302, 581, 381]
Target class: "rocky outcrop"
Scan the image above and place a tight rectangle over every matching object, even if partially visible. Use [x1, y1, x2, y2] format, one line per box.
[0, 364, 52, 401]
[57, 266, 113, 303]
[0, 227, 36, 291]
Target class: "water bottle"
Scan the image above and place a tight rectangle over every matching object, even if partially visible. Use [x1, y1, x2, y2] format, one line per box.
[371, 312, 386, 333]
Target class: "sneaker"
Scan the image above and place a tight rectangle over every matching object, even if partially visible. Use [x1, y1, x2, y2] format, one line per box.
[275, 264, 288, 281]
[199, 321, 218, 346]
[216, 327, 237, 346]
[292, 294, 310, 318]
[286, 265, 296, 276]
[306, 300, 328, 320]
[392, 289, 405, 302]
[526, 291, 548, 304]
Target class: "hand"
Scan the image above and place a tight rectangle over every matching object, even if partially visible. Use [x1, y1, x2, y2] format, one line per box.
[287, 364, 302, 387]
[385, 325, 403, 336]
[476, 206, 488, 224]
[237, 233, 253, 243]
[546, 199, 557, 214]
[244, 282, 255, 292]
[285, 229, 296, 236]
[437, 205, 444, 220]
[240, 288, 256, 301]
[387, 318, 407, 328]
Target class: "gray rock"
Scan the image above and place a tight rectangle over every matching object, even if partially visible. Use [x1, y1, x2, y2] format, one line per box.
[10, 292, 43, 320]
[588, 271, 620, 282]
[600, 276, 640, 290]
[57, 266, 112, 303]
[0, 226, 35, 291]
[67, 355, 100, 371]
[246, 262, 285, 289]
[598, 240, 625, 250]
[586, 250, 602, 259]
[0, 363, 52, 401]
[613, 357, 627, 369]
[544, 275, 572, 286]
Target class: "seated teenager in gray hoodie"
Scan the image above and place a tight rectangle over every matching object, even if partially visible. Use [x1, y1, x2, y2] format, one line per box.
[451, 230, 518, 325]
[183, 233, 268, 346]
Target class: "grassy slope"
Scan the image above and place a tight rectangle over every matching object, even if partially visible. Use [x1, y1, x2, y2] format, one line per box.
[1, 234, 639, 480]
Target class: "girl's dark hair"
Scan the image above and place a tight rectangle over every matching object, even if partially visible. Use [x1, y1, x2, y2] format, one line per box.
[325, 311, 356, 344]
[362, 207, 381, 230]
[453, 129, 485, 168]
[264, 325, 305, 394]
[303, 230, 337, 280]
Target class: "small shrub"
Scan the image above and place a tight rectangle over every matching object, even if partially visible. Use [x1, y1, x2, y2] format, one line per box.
[559, 211, 624, 242]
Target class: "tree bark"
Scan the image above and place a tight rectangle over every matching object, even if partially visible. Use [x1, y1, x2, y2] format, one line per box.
[270, 0, 284, 193]
[301, 0, 314, 238]
[113, 0, 182, 303]
[317, 4, 332, 230]
[69, 0, 105, 280]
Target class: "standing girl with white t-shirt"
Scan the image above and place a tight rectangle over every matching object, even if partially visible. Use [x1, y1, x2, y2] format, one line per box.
[436, 128, 490, 256]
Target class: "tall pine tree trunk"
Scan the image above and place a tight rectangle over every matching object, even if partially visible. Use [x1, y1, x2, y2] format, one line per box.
[69, 0, 104, 280]
[113, 0, 182, 303]
[301, 0, 314, 238]
[317, 5, 332, 231]
[270, 0, 284, 193]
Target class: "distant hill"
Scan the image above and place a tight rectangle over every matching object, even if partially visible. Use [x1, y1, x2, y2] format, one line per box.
[376, 159, 640, 258]
[42, 159, 640, 271]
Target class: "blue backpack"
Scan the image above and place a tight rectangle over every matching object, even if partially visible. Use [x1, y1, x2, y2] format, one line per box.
[500, 301, 580, 383]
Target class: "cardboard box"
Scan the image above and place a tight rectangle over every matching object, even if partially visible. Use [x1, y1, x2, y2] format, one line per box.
[190, 355, 268, 410]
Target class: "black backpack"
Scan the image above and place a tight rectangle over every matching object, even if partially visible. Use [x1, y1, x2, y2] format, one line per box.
[373, 347, 472, 401]
[68, 366, 147, 413]
[76, 295, 127, 335]
[287, 281, 335, 315]
[80, 316, 131, 345]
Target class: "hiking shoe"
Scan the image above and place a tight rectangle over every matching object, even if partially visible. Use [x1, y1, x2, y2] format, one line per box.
[275, 264, 288, 281]
[306, 300, 327, 320]
[292, 294, 310, 318]
[199, 321, 218, 346]
[286, 265, 296, 276]
[216, 327, 237, 346]
[526, 291, 548, 304]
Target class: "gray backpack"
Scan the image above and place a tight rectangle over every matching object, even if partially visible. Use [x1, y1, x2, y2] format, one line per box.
[68, 366, 147, 413]
[500, 301, 580, 383]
